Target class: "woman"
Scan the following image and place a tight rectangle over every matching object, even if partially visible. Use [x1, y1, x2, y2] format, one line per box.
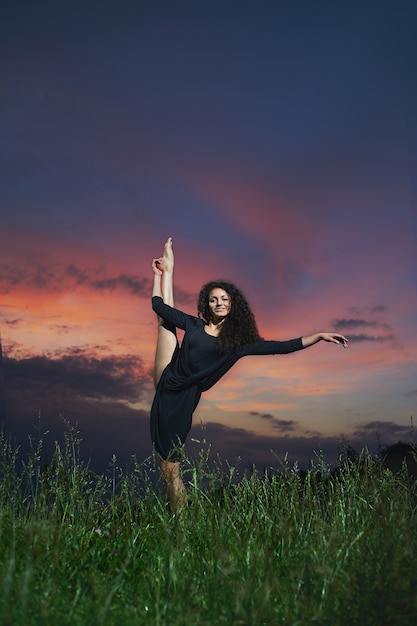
[151, 238, 348, 510]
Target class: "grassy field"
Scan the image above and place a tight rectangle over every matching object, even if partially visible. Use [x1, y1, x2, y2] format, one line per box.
[1, 426, 416, 626]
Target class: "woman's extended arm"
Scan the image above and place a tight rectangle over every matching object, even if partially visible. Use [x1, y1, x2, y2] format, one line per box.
[301, 332, 348, 348]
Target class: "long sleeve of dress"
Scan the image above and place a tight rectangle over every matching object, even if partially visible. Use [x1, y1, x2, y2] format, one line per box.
[236, 337, 303, 357]
[152, 296, 196, 331]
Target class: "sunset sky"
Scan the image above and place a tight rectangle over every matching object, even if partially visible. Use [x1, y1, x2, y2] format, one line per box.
[1, 0, 416, 473]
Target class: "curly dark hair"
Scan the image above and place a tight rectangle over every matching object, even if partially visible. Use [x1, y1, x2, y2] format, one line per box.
[197, 280, 262, 354]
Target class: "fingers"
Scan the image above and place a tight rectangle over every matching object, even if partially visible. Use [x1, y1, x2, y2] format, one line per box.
[322, 333, 348, 347]
[336, 335, 348, 348]
[152, 257, 164, 275]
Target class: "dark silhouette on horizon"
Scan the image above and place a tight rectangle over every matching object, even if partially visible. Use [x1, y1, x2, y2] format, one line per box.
[380, 441, 417, 479]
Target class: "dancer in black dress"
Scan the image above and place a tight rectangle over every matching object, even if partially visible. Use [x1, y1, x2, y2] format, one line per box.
[151, 238, 348, 510]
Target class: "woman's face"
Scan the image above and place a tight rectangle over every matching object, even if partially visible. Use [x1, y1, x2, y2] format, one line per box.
[208, 288, 231, 322]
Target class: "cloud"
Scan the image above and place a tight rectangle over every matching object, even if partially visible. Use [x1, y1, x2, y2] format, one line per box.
[351, 420, 412, 442]
[0, 262, 152, 298]
[49, 324, 73, 335]
[2, 318, 24, 328]
[249, 411, 298, 432]
[346, 333, 397, 344]
[3, 347, 149, 403]
[331, 312, 396, 344]
[332, 317, 391, 331]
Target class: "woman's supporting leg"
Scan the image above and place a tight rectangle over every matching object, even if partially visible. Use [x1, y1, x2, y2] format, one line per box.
[159, 458, 187, 512]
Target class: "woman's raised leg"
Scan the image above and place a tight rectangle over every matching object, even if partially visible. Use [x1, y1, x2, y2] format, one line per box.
[152, 237, 177, 389]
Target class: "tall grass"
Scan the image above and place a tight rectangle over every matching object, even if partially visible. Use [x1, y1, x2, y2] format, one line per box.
[0, 425, 416, 625]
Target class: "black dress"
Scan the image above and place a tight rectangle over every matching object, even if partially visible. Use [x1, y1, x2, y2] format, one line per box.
[150, 296, 304, 460]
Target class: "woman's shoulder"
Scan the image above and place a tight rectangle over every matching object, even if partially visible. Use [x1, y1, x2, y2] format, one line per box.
[190, 315, 206, 328]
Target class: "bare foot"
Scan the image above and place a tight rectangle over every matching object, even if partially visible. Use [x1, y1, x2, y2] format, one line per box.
[157, 237, 174, 274]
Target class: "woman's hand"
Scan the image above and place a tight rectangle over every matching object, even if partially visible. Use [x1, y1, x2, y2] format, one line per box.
[302, 333, 348, 348]
[152, 257, 163, 276]
[320, 333, 348, 347]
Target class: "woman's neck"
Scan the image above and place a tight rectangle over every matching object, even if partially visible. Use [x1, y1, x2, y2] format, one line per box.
[205, 318, 225, 336]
